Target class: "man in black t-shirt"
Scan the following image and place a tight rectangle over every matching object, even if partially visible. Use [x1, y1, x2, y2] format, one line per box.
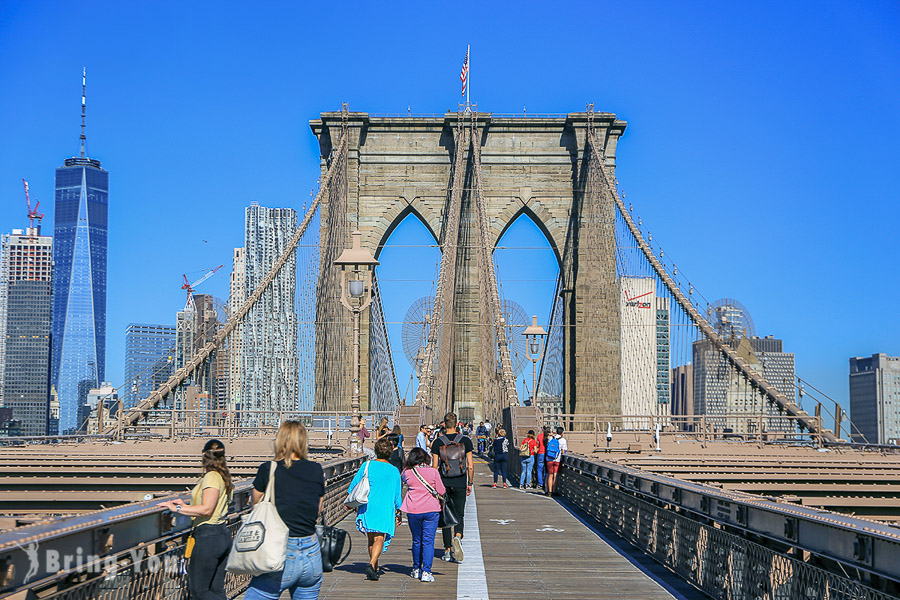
[387, 432, 404, 471]
[431, 411, 474, 563]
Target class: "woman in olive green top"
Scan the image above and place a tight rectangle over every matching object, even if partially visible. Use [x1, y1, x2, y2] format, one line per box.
[159, 439, 233, 600]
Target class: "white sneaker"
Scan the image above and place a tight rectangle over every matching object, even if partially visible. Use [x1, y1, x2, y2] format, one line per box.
[441, 553, 454, 562]
[420, 571, 435, 582]
[410, 568, 420, 579]
[451, 536, 465, 562]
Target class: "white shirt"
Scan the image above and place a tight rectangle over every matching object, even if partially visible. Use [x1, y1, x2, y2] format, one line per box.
[484, 421, 492, 433]
[548, 435, 568, 462]
[416, 431, 430, 454]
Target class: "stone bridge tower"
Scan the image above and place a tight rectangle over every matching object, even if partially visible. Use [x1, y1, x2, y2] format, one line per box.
[311, 110, 626, 417]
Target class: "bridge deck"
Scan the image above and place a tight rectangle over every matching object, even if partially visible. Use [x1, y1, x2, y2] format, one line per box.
[313, 461, 704, 599]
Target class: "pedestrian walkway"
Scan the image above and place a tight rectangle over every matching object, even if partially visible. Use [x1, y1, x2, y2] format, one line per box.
[317, 461, 706, 599]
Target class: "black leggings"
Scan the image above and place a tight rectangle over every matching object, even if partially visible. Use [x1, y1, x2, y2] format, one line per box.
[441, 483, 468, 548]
[492, 456, 508, 483]
[188, 523, 232, 600]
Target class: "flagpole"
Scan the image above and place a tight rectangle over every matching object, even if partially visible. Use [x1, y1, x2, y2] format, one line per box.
[466, 44, 470, 107]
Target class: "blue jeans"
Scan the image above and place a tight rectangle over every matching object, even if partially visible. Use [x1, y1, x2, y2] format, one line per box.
[519, 455, 535, 488]
[535, 453, 546, 487]
[492, 456, 508, 484]
[244, 535, 322, 600]
[407, 511, 440, 573]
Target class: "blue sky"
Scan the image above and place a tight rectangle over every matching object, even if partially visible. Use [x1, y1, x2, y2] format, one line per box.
[1, 0, 898, 417]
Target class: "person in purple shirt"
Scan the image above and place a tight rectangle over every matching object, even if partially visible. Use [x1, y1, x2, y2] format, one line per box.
[401, 447, 446, 582]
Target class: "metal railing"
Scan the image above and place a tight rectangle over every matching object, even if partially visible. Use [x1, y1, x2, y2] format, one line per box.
[540, 413, 830, 448]
[0, 455, 364, 599]
[557, 455, 900, 598]
[109, 410, 394, 441]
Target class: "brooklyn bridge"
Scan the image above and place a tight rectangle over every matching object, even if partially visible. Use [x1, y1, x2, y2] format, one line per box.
[1, 107, 898, 600]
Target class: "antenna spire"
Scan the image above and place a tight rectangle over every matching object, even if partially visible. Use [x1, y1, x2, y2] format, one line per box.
[80, 67, 86, 157]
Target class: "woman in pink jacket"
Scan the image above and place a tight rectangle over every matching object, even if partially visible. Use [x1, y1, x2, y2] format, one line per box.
[401, 447, 446, 582]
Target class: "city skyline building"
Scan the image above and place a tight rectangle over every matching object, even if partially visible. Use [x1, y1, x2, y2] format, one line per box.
[48, 386, 59, 435]
[656, 296, 671, 407]
[83, 382, 117, 434]
[692, 333, 794, 434]
[228, 247, 245, 412]
[150, 354, 174, 394]
[240, 204, 298, 426]
[0, 227, 53, 435]
[194, 294, 227, 412]
[174, 293, 224, 418]
[123, 323, 175, 409]
[619, 277, 670, 419]
[51, 71, 109, 433]
[849, 353, 900, 444]
[671, 364, 694, 427]
[750, 336, 796, 405]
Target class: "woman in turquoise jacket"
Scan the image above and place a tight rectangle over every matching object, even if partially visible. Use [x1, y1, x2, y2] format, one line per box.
[346, 436, 402, 580]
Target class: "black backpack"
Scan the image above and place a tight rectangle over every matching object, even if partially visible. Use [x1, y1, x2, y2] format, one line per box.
[438, 433, 467, 478]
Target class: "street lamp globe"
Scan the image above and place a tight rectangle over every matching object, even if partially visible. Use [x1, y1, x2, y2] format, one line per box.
[523, 315, 548, 360]
[334, 231, 379, 310]
[522, 315, 548, 408]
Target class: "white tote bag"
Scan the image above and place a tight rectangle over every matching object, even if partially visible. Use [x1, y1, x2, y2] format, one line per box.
[344, 461, 370, 508]
[226, 461, 289, 575]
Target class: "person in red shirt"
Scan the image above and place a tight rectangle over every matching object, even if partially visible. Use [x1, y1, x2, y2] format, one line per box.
[535, 426, 550, 490]
[518, 430, 539, 489]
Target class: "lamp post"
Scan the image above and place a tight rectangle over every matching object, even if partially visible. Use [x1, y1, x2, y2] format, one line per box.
[523, 315, 547, 408]
[334, 231, 379, 453]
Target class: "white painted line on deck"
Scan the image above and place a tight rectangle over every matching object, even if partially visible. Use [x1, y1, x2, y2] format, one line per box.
[457, 488, 489, 600]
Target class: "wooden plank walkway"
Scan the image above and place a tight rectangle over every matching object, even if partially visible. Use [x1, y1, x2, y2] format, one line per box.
[312, 461, 705, 599]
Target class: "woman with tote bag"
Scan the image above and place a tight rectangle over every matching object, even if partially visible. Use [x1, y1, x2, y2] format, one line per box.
[243, 421, 326, 600]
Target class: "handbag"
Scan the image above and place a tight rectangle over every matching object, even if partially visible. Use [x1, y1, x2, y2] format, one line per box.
[315, 523, 352, 573]
[411, 467, 459, 528]
[345, 461, 370, 509]
[226, 461, 289, 575]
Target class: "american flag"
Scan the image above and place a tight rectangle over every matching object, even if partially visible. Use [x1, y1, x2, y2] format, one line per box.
[460, 46, 469, 97]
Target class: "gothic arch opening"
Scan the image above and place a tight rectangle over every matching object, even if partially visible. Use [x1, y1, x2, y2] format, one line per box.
[493, 211, 561, 404]
[493, 205, 563, 269]
[374, 210, 442, 405]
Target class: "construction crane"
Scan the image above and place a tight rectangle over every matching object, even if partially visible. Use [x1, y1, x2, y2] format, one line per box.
[182, 265, 224, 310]
[22, 179, 44, 232]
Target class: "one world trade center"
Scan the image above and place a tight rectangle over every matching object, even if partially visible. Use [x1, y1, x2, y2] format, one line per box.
[52, 69, 108, 433]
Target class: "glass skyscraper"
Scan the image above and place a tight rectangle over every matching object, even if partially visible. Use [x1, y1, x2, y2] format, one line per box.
[124, 324, 175, 409]
[52, 154, 108, 432]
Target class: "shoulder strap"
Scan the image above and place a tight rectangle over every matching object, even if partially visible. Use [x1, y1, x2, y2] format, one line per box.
[264, 461, 277, 503]
[453, 433, 464, 444]
[411, 467, 439, 498]
[438, 434, 450, 444]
